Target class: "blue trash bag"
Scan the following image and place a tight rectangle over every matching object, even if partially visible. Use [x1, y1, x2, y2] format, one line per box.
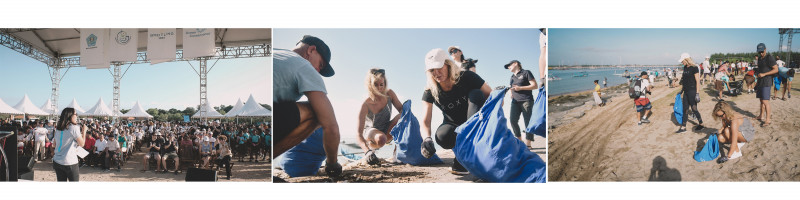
[389, 100, 444, 166]
[525, 87, 547, 138]
[693, 134, 719, 162]
[774, 76, 781, 91]
[278, 128, 326, 177]
[454, 89, 547, 183]
[674, 92, 683, 125]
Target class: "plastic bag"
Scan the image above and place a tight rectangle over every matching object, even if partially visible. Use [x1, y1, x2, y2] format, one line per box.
[389, 100, 444, 166]
[277, 128, 326, 177]
[693, 134, 719, 162]
[454, 89, 546, 183]
[674, 92, 683, 125]
[526, 87, 547, 138]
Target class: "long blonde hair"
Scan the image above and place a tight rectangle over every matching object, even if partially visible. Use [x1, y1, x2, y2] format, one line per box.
[365, 68, 388, 101]
[425, 59, 461, 103]
[682, 57, 698, 67]
[712, 101, 735, 123]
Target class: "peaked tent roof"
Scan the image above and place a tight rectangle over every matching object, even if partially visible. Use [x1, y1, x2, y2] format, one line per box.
[227, 94, 271, 117]
[223, 98, 244, 118]
[192, 102, 225, 119]
[62, 98, 87, 115]
[40, 98, 56, 115]
[82, 97, 114, 117]
[13, 94, 50, 115]
[121, 101, 153, 118]
[0, 98, 24, 115]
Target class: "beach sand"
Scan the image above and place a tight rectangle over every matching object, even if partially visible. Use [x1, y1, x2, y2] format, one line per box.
[28, 149, 271, 182]
[274, 135, 546, 183]
[548, 75, 800, 181]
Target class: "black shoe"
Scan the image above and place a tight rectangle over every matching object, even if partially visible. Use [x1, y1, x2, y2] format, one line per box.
[450, 159, 469, 175]
[676, 127, 687, 133]
[694, 125, 704, 131]
[641, 119, 651, 123]
[717, 156, 728, 164]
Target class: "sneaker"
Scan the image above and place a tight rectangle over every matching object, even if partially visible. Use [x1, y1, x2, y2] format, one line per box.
[637, 121, 642, 126]
[694, 125, 704, 131]
[676, 127, 687, 133]
[450, 160, 469, 175]
[717, 156, 729, 164]
[641, 119, 651, 123]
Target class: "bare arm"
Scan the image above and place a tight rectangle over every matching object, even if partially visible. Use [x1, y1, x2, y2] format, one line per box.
[515, 79, 539, 91]
[356, 101, 370, 152]
[305, 91, 341, 164]
[422, 101, 433, 139]
[75, 125, 86, 147]
[388, 90, 403, 113]
[759, 64, 779, 77]
[480, 83, 492, 98]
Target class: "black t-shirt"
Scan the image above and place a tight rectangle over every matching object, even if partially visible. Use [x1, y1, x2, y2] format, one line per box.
[757, 54, 778, 87]
[149, 137, 164, 153]
[681, 65, 699, 90]
[162, 140, 176, 154]
[422, 71, 485, 125]
[509, 70, 536, 102]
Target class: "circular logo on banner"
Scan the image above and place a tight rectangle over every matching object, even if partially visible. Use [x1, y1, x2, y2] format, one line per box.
[86, 34, 97, 47]
[116, 30, 131, 45]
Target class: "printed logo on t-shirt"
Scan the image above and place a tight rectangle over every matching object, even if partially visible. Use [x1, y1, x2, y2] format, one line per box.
[444, 96, 469, 110]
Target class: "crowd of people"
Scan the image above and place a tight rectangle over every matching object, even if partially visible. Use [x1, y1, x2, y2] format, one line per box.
[274, 31, 547, 180]
[2, 112, 271, 181]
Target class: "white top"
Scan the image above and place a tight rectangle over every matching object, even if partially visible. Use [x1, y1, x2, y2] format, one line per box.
[106, 140, 119, 151]
[34, 127, 49, 142]
[639, 79, 650, 98]
[53, 125, 81, 165]
[702, 61, 711, 73]
[777, 60, 785, 68]
[94, 140, 107, 153]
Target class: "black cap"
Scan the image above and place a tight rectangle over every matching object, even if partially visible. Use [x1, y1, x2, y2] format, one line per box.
[640, 71, 648, 76]
[299, 35, 334, 77]
[757, 43, 766, 53]
[721, 61, 729, 65]
[504, 60, 520, 69]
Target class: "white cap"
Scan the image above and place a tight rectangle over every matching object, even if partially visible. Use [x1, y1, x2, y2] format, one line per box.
[705, 56, 710, 59]
[447, 46, 460, 53]
[425, 48, 449, 71]
[678, 53, 691, 63]
[203, 136, 210, 142]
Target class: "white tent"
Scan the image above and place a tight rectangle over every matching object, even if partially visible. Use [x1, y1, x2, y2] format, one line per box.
[192, 102, 225, 119]
[0, 98, 23, 115]
[223, 98, 244, 118]
[40, 99, 56, 115]
[226, 94, 271, 117]
[63, 98, 87, 115]
[13, 94, 49, 116]
[83, 97, 114, 117]
[121, 101, 153, 118]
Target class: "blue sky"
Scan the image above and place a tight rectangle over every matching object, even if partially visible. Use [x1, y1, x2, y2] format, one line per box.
[0, 46, 270, 112]
[274, 29, 543, 142]
[550, 29, 781, 66]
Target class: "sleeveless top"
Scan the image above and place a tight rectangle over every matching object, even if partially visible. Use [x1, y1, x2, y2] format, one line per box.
[364, 96, 393, 133]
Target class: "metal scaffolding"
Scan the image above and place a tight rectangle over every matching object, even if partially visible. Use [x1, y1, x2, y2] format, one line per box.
[0, 29, 271, 121]
[778, 28, 800, 65]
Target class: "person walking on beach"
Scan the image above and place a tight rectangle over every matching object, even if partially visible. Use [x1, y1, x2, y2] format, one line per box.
[593, 80, 605, 107]
[420, 48, 491, 175]
[633, 72, 652, 125]
[356, 68, 403, 165]
[52, 108, 87, 182]
[754, 43, 779, 127]
[666, 68, 674, 88]
[714, 61, 732, 100]
[273, 35, 342, 177]
[677, 53, 704, 133]
[712, 101, 755, 163]
[506, 60, 538, 146]
[603, 77, 607, 88]
[703, 56, 711, 85]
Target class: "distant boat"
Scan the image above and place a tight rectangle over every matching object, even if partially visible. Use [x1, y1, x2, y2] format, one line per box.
[573, 71, 589, 77]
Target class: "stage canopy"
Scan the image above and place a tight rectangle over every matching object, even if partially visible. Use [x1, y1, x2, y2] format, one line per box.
[13, 94, 49, 116]
[225, 94, 270, 117]
[192, 101, 224, 119]
[121, 101, 153, 118]
[82, 97, 114, 117]
[0, 98, 23, 115]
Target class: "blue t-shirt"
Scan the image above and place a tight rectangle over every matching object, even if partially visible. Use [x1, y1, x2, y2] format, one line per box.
[250, 134, 260, 143]
[273, 49, 328, 103]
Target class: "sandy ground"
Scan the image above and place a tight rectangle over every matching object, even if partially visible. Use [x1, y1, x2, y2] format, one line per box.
[548, 74, 800, 181]
[274, 135, 546, 183]
[28, 148, 271, 182]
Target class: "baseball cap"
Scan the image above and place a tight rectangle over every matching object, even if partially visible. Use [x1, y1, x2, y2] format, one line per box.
[678, 53, 691, 63]
[757, 43, 766, 53]
[504, 60, 521, 69]
[641, 71, 648, 76]
[299, 35, 334, 77]
[425, 48, 449, 71]
[447, 46, 461, 54]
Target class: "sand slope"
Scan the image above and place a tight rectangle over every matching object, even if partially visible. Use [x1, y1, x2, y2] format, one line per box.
[549, 76, 800, 181]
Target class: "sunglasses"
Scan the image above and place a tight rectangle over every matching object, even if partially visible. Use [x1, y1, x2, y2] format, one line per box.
[372, 69, 385, 75]
[449, 49, 459, 55]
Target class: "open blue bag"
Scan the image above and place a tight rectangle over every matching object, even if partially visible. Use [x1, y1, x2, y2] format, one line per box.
[278, 128, 326, 177]
[525, 87, 547, 138]
[454, 89, 547, 183]
[693, 134, 719, 162]
[674, 92, 683, 125]
[389, 100, 444, 166]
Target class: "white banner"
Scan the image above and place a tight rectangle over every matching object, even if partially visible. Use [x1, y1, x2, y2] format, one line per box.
[106, 28, 138, 62]
[80, 28, 108, 68]
[147, 28, 177, 64]
[182, 28, 216, 59]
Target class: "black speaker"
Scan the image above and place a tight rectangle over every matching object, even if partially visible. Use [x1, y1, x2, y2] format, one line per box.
[18, 156, 34, 172]
[0, 131, 18, 181]
[185, 167, 217, 182]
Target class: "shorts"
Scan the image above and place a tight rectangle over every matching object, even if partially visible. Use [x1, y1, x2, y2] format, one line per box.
[740, 118, 755, 142]
[634, 98, 652, 112]
[163, 152, 179, 160]
[715, 80, 724, 91]
[273, 101, 299, 144]
[756, 86, 771, 100]
[744, 75, 755, 84]
[146, 152, 161, 158]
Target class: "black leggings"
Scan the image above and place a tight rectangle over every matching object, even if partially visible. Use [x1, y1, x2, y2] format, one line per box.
[216, 155, 232, 178]
[682, 89, 703, 126]
[53, 162, 79, 182]
[434, 89, 486, 149]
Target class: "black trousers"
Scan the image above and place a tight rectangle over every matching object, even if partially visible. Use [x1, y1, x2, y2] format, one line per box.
[216, 155, 232, 178]
[682, 89, 703, 126]
[53, 162, 79, 182]
[434, 89, 486, 149]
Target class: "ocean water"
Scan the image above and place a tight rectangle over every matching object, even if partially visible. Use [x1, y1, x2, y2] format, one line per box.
[548, 67, 675, 96]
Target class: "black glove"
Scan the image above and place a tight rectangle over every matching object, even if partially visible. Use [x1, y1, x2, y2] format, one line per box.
[421, 137, 436, 159]
[365, 150, 380, 165]
[325, 162, 342, 177]
[695, 93, 700, 102]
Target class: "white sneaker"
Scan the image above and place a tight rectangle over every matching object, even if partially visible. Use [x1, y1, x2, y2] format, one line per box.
[730, 150, 742, 160]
